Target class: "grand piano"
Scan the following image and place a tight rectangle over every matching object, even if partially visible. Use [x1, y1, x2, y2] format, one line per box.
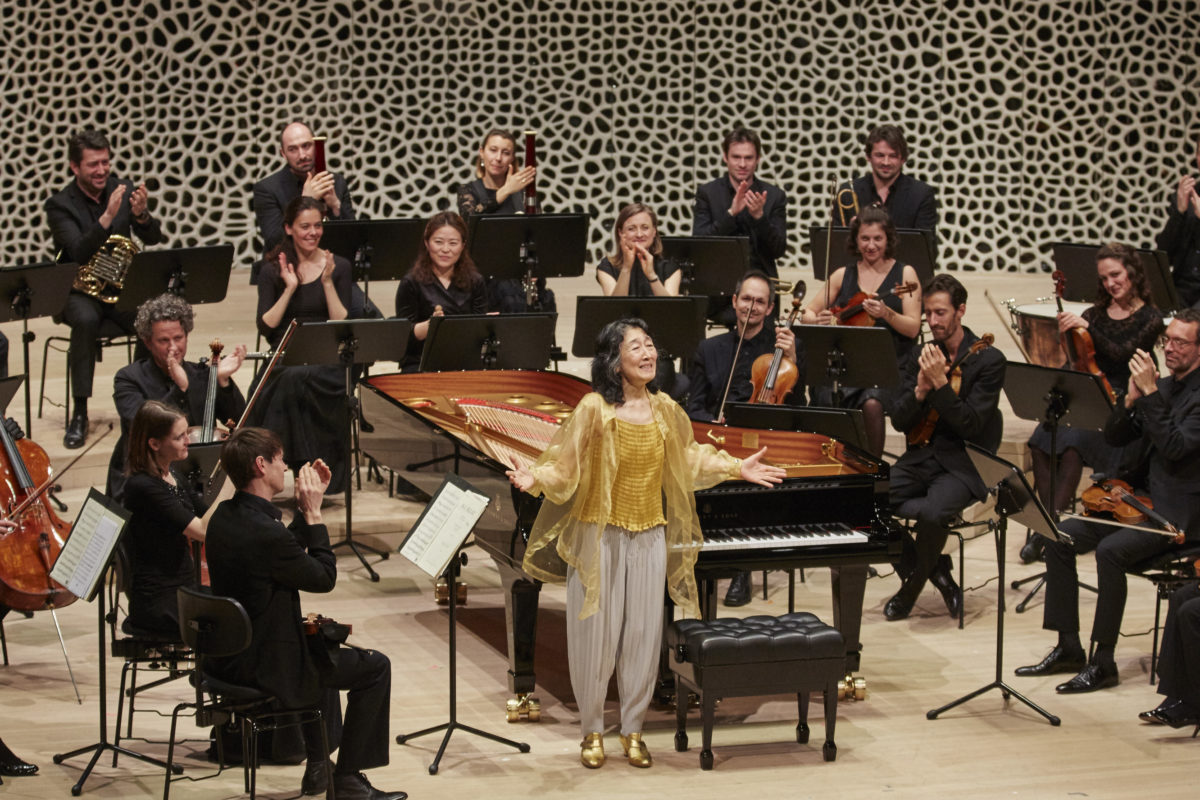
[360, 370, 900, 715]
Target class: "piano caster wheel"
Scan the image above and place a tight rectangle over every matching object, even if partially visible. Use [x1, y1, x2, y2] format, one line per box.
[505, 694, 540, 722]
[674, 731, 688, 752]
[796, 721, 810, 744]
[699, 749, 713, 770]
[435, 579, 468, 606]
[837, 674, 867, 701]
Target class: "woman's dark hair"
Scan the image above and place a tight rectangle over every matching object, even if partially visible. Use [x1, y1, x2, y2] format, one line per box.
[221, 427, 284, 490]
[1095, 242, 1152, 308]
[126, 400, 185, 477]
[407, 211, 481, 290]
[590, 318, 659, 405]
[266, 195, 327, 266]
[474, 129, 519, 179]
[847, 204, 897, 259]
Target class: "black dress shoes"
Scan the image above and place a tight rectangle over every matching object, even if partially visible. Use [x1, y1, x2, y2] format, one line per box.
[300, 758, 332, 795]
[1056, 663, 1119, 693]
[1019, 532, 1046, 564]
[0, 737, 38, 776]
[1014, 646, 1087, 677]
[1155, 701, 1200, 729]
[930, 557, 962, 618]
[332, 772, 407, 800]
[723, 571, 751, 607]
[883, 592, 914, 621]
[1139, 699, 1183, 724]
[63, 411, 88, 449]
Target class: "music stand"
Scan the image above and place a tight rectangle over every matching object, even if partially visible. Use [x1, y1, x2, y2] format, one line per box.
[1003, 362, 1112, 610]
[321, 218, 428, 309]
[467, 213, 588, 311]
[178, 441, 224, 505]
[724, 403, 870, 453]
[796, 324, 901, 403]
[419, 314, 556, 371]
[926, 445, 1063, 726]
[660, 235, 750, 298]
[115, 245, 234, 311]
[808, 226, 936, 284]
[0, 261, 77, 435]
[283, 318, 413, 581]
[570, 296, 708, 362]
[1052, 241, 1180, 312]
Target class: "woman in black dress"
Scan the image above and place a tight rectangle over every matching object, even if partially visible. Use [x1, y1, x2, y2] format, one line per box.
[456, 128, 535, 217]
[395, 211, 489, 371]
[595, 203, 681, 298]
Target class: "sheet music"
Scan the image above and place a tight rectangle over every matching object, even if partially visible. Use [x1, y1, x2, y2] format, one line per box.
[49, 489, 129, 602]
[400, 477, 489, 578]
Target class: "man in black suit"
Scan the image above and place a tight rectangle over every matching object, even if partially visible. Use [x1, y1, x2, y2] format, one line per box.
[841, 124, 937, 243]
[1156, 133, 1200, 308]
[693, 127, 789, 280]
[206, 428, 405, 800]
[1140, 580, 1200, 728]
[1017, 309, 1200, 693]
[885, 274, 1006, 621]
[45, 129, 166, 449]
[106, 294, 247, 501]
[253, 122, 355, 254]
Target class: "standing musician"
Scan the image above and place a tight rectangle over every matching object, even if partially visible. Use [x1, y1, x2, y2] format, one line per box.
[885, 274, 1006, 621]
[394, 211, 489, 372]
[507, 319, 784, 769]
[253, 121, 355, 255]
[456, 128, 554, 313]
[251, 196, 352, 494]
[693, 127, 788, 280]
[107, 294, 247, 502]
[839, 124, 937, 237]
[1156, 132, 1200, 308]
[686, 269, 802, 606]
[1022, 243, 1164, 562]
[205, 428, 405, 800]
[1016, 309, 1200, 693]
[45, 129, 166, 450]
[801, 205, 922, 457]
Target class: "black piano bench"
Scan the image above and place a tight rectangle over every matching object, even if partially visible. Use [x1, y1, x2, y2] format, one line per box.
[666, 613, 844, 770]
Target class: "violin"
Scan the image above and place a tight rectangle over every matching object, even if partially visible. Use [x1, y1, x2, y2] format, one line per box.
[1053, 270, 1116, 404]
[829, 281, 919, 327]
[303, 612, 351, 638]
[1080, 478, 1185, 543]
[0, 420, 76, 612]
[749, 282, 807, 405]
[906, 334, 995, 447]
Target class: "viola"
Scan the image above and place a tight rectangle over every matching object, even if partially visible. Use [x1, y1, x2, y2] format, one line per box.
[1053, 270, 1116, 404]
[830, 281, 919, 327]
[0, 421, 76, 612]
[906, 334, 995, 447]
[749, 282, 807, 405]
[303, 612, 351, 637]
[1080, 478, 1184, 543]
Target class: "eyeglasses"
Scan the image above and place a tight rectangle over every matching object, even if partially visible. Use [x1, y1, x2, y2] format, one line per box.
[1159, 335, 1198, 349]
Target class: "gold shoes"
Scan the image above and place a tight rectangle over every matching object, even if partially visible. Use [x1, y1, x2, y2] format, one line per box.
[619, 732, 652, 768]
[580, 732, 605, 768]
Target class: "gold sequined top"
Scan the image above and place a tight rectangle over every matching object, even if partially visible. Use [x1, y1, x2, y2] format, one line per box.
[578, 419, 666, 531]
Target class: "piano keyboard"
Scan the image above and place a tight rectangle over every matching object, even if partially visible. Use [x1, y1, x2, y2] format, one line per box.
[700, 522, 869, 552]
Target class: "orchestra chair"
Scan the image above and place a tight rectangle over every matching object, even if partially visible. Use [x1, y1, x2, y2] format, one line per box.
[108, 541, 193, 762]
[165, 586, 331, 800]
[667, 613, 843, 770]
[1128, 541, 1200, 685]
[889, 505, 992, 630]
[38, 318, 136, 427]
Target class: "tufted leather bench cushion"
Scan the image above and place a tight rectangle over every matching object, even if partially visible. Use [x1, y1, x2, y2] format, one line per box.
[668, 613, 845, 666]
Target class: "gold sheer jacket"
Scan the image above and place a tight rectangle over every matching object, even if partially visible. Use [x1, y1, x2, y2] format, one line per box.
[521, 391, 742, 620]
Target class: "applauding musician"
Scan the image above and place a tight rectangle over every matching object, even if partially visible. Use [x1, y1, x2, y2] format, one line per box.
[46, 129, 166, 449]
[457, 128, 535, 217]
[841, 124, 937, 237]
[1156, 132, 1200, 308]
[1017, 310, 1200, 693]
[885, 275, 1006, 621]
[596, 203, 681, 298]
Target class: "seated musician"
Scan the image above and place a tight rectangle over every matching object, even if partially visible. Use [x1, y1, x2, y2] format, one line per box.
[120, 400, 229, 637]
[885, 274, 1005, 621]
[1156, 132, 1200, 308]
[801, 205, 922, 457]
[205, 428, 404, 800]
[1140, 578, 1200, 728]
[394, 211, 489, 372]
[45, 129, 165, 450]
[841, 124, 937, 238]
[595, 203, 681, 297]
[107, 294, 246, 502]
[1022, 243, 1164, 562]
[250, 196, 352, 493]
[456, 128, 554, 313]
[1016, 310, 1200, 693]
[507, 318, 784, 769]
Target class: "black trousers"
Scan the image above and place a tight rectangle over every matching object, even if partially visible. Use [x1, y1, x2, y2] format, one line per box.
[304, 645, 391, 773]
[60, 291, 139, 399]
[1042, 517, 1172, 647]
[890, 453, 975, 600]
[1158, 581, 1200, 707]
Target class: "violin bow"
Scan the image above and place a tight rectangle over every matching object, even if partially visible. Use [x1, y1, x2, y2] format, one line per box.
[715, 294, 752, 424]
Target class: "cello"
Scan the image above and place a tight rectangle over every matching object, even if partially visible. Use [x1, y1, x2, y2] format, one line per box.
[0, 420, 75, 611]
[1053, 270, 1116, 404]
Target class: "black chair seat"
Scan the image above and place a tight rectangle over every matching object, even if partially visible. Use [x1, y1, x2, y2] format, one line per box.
[669, 613, 845, 665]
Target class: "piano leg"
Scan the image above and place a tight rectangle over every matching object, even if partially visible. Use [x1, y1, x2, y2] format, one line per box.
[830, 565, 869, 701]
[499, 568, 542, 722]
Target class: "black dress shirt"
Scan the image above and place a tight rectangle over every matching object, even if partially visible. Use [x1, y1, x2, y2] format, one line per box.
[46, 176, 165, 264]
[1156, 192, 1200, 307]
[687, 324, 805, 421]
[847, 172, 937, 235]
[693, 175, 789, 278]
[252, 165, 355, 254]
[394, 272, 489, 370]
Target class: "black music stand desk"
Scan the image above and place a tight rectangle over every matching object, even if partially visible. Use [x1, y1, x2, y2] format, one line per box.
[571, 296, 708, 361]
[322, 219, 428, 308]
[283, 318, 413, 581]
[115, 244, 234, 311]
[796, 324, 901, 402]
[660, 235, 751, 298]
[420, 313, 556, 371]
